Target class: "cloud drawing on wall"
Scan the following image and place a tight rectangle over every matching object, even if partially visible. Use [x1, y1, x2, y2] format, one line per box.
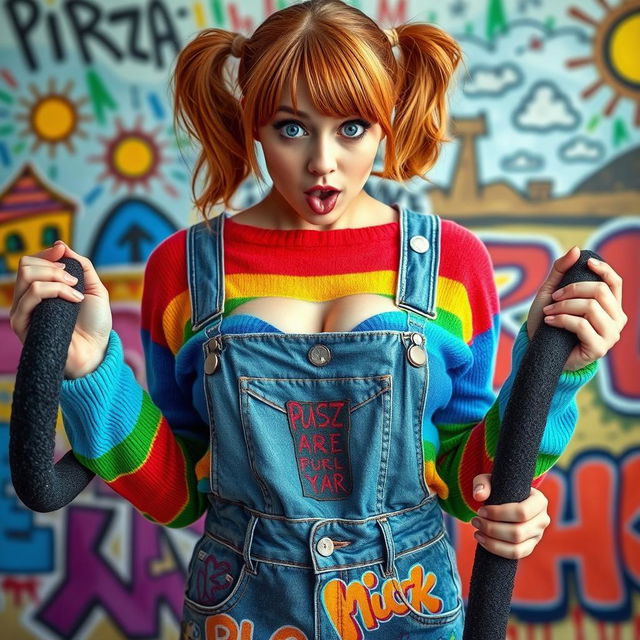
[500, 150, 545, 172]
[558, 136, 606, 163]
[463, 63, 523, 97]
[513, 81, 580, 131]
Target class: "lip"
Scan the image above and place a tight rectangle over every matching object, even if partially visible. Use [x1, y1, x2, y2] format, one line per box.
[304, 185, 341, 194]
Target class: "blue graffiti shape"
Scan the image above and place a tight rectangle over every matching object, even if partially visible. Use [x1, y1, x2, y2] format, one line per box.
[558, 136, 606, 164]
[89, 198, 177, 266]
[0, 421, 54, 572]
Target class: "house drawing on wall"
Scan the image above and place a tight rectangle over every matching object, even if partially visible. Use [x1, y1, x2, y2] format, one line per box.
[0, 164, 76, 274]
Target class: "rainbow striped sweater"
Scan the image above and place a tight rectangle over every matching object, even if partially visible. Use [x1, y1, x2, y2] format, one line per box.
[59, 215, 597, 527]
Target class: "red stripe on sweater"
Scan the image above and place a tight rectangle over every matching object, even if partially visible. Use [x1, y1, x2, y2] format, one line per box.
[140, 229, 188, 348]
[109, 418, 188, 523]
[440, 220, 498, 339]
[224, 219, 399, 276]
[458, 419, 494, 513]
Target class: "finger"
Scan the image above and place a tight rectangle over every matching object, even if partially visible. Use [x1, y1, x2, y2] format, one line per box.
[10, 280, 85, 342]
[53, 241, 105, 296]
[551, 281, 622, 323]
[539, 246, 581, 296]
[543, 313, 608, 361]
[474, 531, 541, 560]
[543, 297, 619, 339]
[472, 509, 550, 544]
[477, 489, 548, 523]
[11, 261, 78, 315]
[472, 473, 492, 502]
[587, 257, 623, 305]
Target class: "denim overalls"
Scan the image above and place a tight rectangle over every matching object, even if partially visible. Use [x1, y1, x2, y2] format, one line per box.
[180, 206, 464, 640]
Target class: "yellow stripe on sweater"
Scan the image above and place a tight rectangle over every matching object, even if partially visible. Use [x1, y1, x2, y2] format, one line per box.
[436, 276, 472, 343]
[163, 290, 192, 355]
[226, 271, 397, 302]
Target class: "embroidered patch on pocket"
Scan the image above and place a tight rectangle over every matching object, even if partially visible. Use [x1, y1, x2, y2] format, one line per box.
[286, 399, 352, 500]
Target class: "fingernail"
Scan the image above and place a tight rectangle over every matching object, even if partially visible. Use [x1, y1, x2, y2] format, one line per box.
[589, 257, 601, 265]
[54, 240, 65, 246]
[478, 508, 488, 518]
[63, 273, 78, 284]
[471, 518, 481, 529]
[54, 262, 66, 268]
[474, 532, 486, 544]
[552, 288, 563, 299]
[543, 304, 553, 311]
[473, 484, 484, 497]
[544, 315, 555, 322]
[72, 290, 84, 300]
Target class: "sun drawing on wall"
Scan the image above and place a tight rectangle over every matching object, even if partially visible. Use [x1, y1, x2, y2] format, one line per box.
[88, 114, 177, 197]
[567, 0, 640, 125]
[14, 78, 92, 157]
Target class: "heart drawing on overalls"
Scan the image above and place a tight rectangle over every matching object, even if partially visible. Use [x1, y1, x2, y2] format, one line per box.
[196, 555, 233, 604]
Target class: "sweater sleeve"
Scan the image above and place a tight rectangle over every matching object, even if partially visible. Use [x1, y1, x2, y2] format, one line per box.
[432, 224, 598, 522]
[58, 230, 209, 527]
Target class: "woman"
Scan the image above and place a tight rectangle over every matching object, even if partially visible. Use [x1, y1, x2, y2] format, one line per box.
[9, 1, 625, 638]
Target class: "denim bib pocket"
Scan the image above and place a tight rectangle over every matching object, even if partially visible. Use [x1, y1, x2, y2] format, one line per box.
[184, 533, 254, 615]
[238, 375, 392, 512]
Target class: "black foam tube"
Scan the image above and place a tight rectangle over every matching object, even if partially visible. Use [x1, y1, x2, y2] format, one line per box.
[9, 257, 96, 512]
[462, 249, 603, 639]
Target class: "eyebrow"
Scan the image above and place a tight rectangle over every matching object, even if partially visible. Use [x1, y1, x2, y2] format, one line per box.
[276, 105, 310, 118]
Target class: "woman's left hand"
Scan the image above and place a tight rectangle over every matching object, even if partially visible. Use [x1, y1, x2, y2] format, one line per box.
[470, 473, 551, 560]
[526, 246, 627, 371]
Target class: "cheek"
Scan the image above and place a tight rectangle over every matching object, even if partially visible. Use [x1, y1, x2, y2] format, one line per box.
[351, 143, 379, 176]
[262, 144, 297, 177]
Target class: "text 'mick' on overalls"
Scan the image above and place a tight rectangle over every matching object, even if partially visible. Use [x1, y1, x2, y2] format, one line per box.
[180, 205, 465, 640]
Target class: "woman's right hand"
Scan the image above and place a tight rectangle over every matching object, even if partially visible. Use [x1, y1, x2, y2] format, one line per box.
[10, 240, 113, 379]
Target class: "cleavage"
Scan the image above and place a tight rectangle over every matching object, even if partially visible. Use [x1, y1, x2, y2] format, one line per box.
[227, 294, 402, 333]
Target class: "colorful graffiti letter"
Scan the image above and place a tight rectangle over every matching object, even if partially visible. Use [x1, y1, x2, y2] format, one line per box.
[321, 564, 444, 640]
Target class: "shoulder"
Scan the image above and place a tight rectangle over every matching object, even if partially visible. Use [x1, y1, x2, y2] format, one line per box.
[440, 218, 492, 266]
[142, 228, 189, 310]
[145, 227, 188, 274]
[438, 218, 494, 284]
[437, 218, 499, 340]
[141, 227, 191, 351]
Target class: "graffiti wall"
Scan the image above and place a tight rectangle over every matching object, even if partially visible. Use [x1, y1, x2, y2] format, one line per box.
[1, 0, 638, 638]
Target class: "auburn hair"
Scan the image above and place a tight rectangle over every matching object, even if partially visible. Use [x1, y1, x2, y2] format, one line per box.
[171, 0, 462, 221]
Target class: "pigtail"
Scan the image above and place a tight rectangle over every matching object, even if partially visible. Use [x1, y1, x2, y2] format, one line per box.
[171, 29, 248, 221]
[387, 24, 462, 182]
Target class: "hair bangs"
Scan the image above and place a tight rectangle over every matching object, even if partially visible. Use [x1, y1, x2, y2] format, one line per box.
[248, 31, 393, 133]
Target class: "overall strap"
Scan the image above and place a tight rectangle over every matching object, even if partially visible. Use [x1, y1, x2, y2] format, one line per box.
[396, 206, 441, 322]
[186, 214, 226, 335]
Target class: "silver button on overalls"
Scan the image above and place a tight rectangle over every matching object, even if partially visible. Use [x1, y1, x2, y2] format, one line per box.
[316, 537, 335, 556]
[308, 344, 331, 366]
[409, 234, 430, 253]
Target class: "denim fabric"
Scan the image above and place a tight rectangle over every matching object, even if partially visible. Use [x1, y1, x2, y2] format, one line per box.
[181, 204, 465, 639]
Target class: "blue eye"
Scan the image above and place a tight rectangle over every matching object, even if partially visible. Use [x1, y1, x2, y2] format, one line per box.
[273, 119, 371, 141]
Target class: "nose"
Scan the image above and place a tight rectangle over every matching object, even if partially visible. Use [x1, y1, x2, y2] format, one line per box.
[307, 134, 338, 176]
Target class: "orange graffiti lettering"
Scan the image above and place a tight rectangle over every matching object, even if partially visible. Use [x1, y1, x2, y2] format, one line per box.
[321, 564, 443, 640]
[204, 614, 308, 640]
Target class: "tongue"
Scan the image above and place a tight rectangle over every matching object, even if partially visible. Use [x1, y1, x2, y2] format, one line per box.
[306, 192, 339, 214]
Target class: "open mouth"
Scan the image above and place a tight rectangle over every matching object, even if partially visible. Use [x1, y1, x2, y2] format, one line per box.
[305, 190, 341, 214]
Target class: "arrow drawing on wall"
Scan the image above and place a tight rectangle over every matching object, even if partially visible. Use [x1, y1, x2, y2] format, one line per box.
[117, 224, 153, 263]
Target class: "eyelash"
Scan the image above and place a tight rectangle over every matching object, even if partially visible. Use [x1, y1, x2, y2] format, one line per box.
[273, 119, 372, 141]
